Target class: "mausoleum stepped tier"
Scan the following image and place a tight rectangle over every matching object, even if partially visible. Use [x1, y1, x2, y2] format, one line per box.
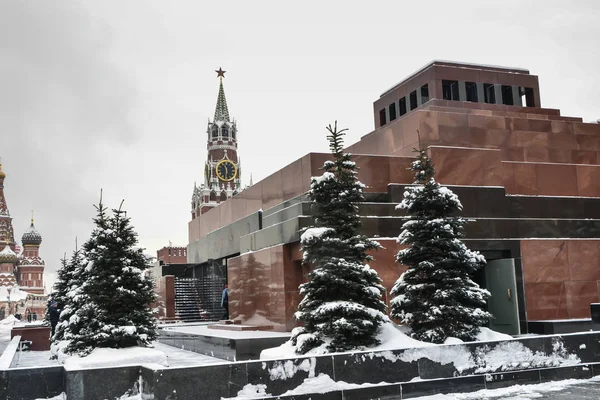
[349, 100, 600, 167]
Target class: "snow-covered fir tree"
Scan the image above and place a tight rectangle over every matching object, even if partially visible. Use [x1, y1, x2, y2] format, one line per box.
[52, 255, 69, 308]
[53, 245, 87, 343]
[64, 197, 157, 355]
[43, 293, 54, 326]
[390, 149, 492, 343]
[291, 121, 388, 354]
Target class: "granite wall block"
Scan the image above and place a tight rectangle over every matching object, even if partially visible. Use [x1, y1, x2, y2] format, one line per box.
[142, 363, 247, 400]
[400, 375, 485, 399]
[7, 366, 64, 400]
[332, 350, 419, 384]
[246, 355, 334, 397]
[65, 366, 139, 400]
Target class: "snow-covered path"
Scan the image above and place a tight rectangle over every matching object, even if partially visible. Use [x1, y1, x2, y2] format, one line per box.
[9, 341, 224, 369]
[1, 317, 224, 369]
[409, 376, 600, 399]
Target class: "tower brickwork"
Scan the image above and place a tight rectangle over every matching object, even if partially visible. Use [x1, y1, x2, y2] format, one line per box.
[0, 162, 46, 297]
[191, 68, 242, 219]
[18, 217, 45, 294]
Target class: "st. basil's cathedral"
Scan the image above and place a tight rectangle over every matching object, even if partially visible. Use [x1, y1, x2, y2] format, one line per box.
[0, 162, 47, 319]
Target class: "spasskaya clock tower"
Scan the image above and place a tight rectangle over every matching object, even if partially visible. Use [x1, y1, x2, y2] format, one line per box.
[191, 68, 242, 218]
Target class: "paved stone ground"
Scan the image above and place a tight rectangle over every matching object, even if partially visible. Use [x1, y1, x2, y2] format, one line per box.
[411, 379, 600, 399]
[533, 380, 600, 399]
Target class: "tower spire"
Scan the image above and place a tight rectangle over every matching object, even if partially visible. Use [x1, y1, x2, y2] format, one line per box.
[213, 67, 230, 122]
[0, 160, 15, 248]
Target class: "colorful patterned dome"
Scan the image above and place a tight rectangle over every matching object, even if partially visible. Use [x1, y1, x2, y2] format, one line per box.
[22, 221, 42, 246]
[0, 245, 18, 264]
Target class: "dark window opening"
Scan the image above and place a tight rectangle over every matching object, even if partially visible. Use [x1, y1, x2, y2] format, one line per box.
[420, 84, 429, 104]
[484, 83, 496, 104]
[388, 103, 397, 121]
[379, 109, 386, 126]
[231, 127, 236, 139]
[221, 125, 229, 138]
[409, 90, 418, 110]
[220, 192, 227, 201]
[520, 87, 535, 107]
[211, 125, 218, 138]
[502, 85, 514, 106]
[465, 82, 478, 102]
[442, 80, 459, 101]
[399, 97, 407, 116]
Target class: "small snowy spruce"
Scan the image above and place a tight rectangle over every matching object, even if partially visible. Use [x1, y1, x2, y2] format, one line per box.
[43, 293, 54, 326]
[390, 149, 492, 343]
[291, 121, 388, 354]
[64, 196, 158, 355]
[53, 244, 87, 343]
[52, 255, 70, 310]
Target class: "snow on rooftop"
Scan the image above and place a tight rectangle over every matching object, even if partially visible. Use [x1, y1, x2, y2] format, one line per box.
[0, 286, 30, 301]
[380, 60, 530, 97]
[0, 245, 16, 256]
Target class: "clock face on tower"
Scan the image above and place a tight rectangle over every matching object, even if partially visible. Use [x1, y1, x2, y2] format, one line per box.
[216, 159, 237, 181]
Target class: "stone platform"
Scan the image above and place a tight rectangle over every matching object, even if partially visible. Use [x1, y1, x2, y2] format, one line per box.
[157, 323, 290, 361]
[207, 319, 274, 331]
[528, 318, 600, 335]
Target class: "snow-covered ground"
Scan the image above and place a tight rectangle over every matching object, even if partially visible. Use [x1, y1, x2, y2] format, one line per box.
[1, 315, 224, 370]
[9, 339, 223, 369]
[408, 376, 600, 399]
[0, 315, 19, 354]
[260, 322, 511, 359]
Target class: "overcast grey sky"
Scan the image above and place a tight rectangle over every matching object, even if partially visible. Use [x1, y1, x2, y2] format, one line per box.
[1, 0, 598, 291]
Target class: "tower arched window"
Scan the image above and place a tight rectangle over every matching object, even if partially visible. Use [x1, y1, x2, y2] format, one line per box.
[212, 125, 218, 139]
[221, 124, 229, 138]
[209, 191, 217, 201]
[231, 127, 236, 139]
[220, 192, 227, 202]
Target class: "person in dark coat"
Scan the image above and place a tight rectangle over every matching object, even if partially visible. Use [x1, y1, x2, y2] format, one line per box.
[48, 301, 60, 337]
[221, 284, 229, 320]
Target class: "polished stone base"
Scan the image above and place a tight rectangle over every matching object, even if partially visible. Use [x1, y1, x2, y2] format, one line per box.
[528, 318, 600, 334]
[4, 330, 600, 399]
[207, 323, 274, 331]
[157, 326, 290, 361]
